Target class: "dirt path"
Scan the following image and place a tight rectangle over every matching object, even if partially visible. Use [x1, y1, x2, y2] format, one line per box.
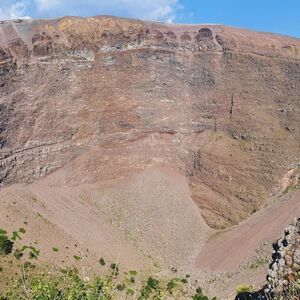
[196, 190, 300, 271]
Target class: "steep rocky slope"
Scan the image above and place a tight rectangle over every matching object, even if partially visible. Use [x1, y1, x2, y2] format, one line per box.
[0, 17, 299, 276]
[1, 16, 299, 229]
[0, 17, 300, 299]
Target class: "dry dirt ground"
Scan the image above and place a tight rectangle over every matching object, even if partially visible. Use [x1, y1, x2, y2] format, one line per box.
[0, 166, 299, 299]
[0, 167, 208, 271]
[195, 190, 300, 299]
[197, 190, 300, 272]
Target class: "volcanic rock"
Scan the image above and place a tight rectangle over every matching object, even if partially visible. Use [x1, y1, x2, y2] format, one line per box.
[0, 16, 300, 270]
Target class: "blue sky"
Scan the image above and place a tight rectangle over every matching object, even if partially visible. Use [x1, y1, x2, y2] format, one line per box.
[0, 0, 299, 38]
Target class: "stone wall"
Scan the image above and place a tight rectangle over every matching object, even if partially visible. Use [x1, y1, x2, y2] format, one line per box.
[265, 217, 300, 295]
[236, 218, 300, 300]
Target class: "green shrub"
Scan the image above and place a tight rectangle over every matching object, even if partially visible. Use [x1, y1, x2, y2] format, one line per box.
[236, 284, 253, 293]
[0, 235, 14, 255]
[99, 257, 106, 266]
[0, 264, 217, 300]
[0, 227, 216, 300]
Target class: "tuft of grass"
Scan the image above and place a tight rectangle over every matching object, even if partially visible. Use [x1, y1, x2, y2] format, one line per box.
[73, 255, 81, 261]
[99, 257, 105, 266]
[236, 284, 253, 293]
[0, 229, 7, 235]
[283, 183, 296, 194]
[0, 263, 217, 300]
[18, 228, 26, 234]
[0, 227, 216, 300]
[249, 257, 269, 270]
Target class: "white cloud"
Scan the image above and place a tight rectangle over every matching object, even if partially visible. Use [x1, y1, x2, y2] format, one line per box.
[0, 0, 31, 20]
[146, 5, 175, 23]
[0, 0, 182, 22]
[34, 0, 59, 11]
[119, 0, 180, 22]
[34, 0, 181, 22]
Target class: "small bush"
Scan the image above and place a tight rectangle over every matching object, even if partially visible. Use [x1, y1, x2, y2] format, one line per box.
[0, 235, 14, 255]
[0, 265, 217, 300]
[0, 227, 216, 300]
[236, 284, 253, 293]
[99, 257, 105, 266]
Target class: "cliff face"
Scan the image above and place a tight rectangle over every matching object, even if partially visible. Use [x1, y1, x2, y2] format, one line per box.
[0, 16, 300, 229]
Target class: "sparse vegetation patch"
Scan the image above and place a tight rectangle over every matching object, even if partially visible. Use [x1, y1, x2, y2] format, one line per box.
[0, 227, 215, 300]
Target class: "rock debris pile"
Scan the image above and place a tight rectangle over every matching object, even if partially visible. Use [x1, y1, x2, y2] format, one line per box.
[266, 217, 300, 295]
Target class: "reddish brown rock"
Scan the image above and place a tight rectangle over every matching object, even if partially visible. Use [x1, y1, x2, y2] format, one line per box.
[0, 16, 299, 232]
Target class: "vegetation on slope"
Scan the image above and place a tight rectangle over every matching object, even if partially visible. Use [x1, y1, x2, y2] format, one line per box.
[0, 228, 214, 300]
[2, 226, 300, 299]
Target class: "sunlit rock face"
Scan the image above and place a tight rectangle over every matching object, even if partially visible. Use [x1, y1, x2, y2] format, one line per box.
[0, 16, 300, 229]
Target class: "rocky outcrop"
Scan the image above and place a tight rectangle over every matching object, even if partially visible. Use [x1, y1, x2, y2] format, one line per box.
[0, 16, 300, 229]
[266, 218, 300, 296]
